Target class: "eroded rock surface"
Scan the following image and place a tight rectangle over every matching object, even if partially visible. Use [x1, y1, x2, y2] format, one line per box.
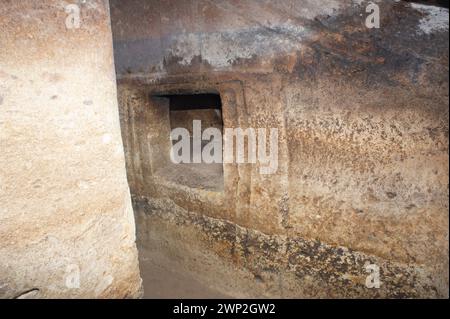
[112, 0, 448, 298]
[0, 0, 142, 298]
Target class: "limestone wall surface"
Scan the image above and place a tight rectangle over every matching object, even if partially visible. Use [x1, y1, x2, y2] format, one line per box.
[112, 0, 449, 298]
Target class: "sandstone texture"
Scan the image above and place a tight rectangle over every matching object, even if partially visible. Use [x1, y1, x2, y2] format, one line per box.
[112, 0, 449, 298]
[0, 0, 142, 298]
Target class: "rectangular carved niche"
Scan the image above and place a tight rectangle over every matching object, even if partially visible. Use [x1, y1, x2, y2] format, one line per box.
[118, 79, 250, 223]
[152, 93, 224, 192]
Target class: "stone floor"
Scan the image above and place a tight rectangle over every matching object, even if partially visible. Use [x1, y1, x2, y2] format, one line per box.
[138, 246, 230, 298]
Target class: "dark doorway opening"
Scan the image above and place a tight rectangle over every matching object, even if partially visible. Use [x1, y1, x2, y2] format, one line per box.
[151, 93, 224, 192]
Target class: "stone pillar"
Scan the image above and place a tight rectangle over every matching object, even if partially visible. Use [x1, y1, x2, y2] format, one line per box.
[0, 0, 142, 298]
